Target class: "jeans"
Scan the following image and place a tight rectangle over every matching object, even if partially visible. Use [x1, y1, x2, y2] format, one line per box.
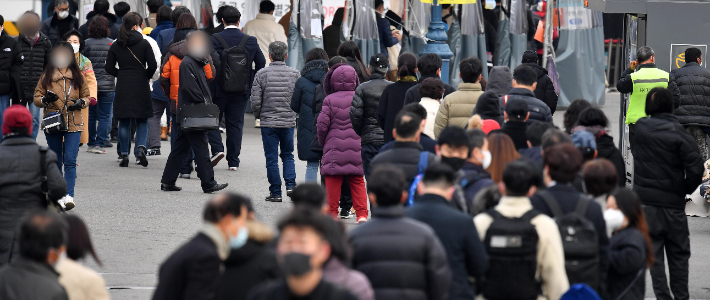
[45, 131, 81, 197]
[88, 91, 114, 147]
[161, 129, 217, 189]
[306, 161, 320, 182]
[260, 127, 296, 195]
[118, 118, 148, 156]
[644, 206, 690, 300]
[147, 99, 167, 149]
[324, 175, 368, 219]
[213, 96, 247, 167]
[361, 143, 382, 178]
[0, 94, 10, 143]
[25, 101, 41, 139]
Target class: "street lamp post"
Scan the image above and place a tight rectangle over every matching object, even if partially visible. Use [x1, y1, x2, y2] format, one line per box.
[418, 0, 454, 84]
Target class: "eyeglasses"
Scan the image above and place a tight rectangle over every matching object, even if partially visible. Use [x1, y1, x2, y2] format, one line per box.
[57, 7, 69, 12]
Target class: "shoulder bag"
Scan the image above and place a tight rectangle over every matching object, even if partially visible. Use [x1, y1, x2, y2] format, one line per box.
[42, 80, 71, 134]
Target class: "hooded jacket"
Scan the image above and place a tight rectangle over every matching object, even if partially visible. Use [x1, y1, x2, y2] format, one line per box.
[472, 91, 504, 126]
[0, 32, 23, 102]
[251, 61, 300, 128]
[317, 64, 364, 176]
[82, 37, 115, 92]
[16, 32, 52, 102]
[106, 30, 158, 119]
[350, 72, 391, 145]
[79, 11, 120, 40]
[486, 66, 513, 97]
[34, 68, 90, 132]
[291, 59, 328, 162]
[434, 82, 484, 137]
[522, 62, 558, 114]
[671, 62, 710, 126]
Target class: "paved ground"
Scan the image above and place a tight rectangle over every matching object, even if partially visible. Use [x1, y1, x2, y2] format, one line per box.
[46, 92, 710, 299]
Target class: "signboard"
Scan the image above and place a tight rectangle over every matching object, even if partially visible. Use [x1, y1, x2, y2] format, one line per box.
[670, 44, 708, 71]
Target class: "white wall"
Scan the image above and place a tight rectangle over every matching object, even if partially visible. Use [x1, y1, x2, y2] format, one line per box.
[1, 0, 42, 22]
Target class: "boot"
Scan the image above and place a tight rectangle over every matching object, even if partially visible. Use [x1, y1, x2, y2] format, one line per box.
[161, 126, 169, 141]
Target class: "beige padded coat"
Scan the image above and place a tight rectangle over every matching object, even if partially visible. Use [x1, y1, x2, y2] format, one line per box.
[34, 68, 90, 133]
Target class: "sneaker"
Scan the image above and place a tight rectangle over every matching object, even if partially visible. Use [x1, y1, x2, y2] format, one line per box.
[211, 152, 225, 166]
[146, 148, 161, 156]
[203, 183, 229, 193]
[58, 195, 75, 211]
[340, 209, 354, 219]
[255, 119, 261, 128]
[89, 146, 106, 154]
[179, 174, 191, 179]
[286, 187, 295, 198]
[219, 127, 226, 133]
[228, 167, 238, 171]
[103, 141, 113, 148]
[265, 195, 282, 202]
[356, 217, 367, 224]
[117, 155, 123, 162]
[119, 155, 129, 167]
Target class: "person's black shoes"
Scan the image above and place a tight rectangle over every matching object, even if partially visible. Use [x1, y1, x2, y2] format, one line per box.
[286, 188, 295, 198]
[266, 195, 283, 202]
[137, 146, 149, 167]
[119, 155, 129, 167]
[203, 183, 229, 194]
[103, 141, 113, 148]
[161, 183, 182, 191]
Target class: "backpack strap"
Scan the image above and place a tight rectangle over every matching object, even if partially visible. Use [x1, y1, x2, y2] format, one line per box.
[538, 190, 564, 218]
[212, 33, 231, 52]
[237, 34, 250, 48]
[486, 208, 503, 220]
[460, 172, 489, 189]
[520, 209, 541, 222]
[575, 194, 591, 217]
[417, 151, 429, 174]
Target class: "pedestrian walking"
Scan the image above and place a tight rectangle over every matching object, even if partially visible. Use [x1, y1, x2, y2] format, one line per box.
[56, 215, 110, 300]
[377, 52, 419, 143]
[16, 11, 52, 140]
[630, 87, 702, 300]
[486, 66, 512, 97]
[291, 48, 329, 182]
[146, 5, 175, 156]
[461, 129, 495, 215]
[471, 91, 504, 126]
[521, 50, 558, 114]
[0, 105, 66, 265]
[374, 0, 401, 58]
[156, 7, 190, 53]
[153, 193, 249, 300]
[34, 41, 90, 210]
[493, 98, 529, 150]
[63, 30, 98, 148]
[317, 64, 369, 222]
[486, 132, 520, 183]
[573, 108, 625, 186]
[242, 1, 287, 68]
[435, 127, 473, 212]
[251, 41, 300, 202]
[671, 47, 710, 161]
[113, 1, 130, 26]
[582, 159, 619, 210]
[41, 0, 79, 45]
[563, 99, 591, 134]
[434, 57, 485, 136]
[78, 0, 120, 40]
[499, 65, 553, 123]
[106, 13, 157, 167]
[160, 30, 228, 194]
[337, 41, 370, 83]
[518, 121, 554, 167]
[145, 0, 163, 28]
[322, 8, 344, 59]
[418, 78, 444, 138]
[378, 98, 440, 154]
[0, 15, 24, 143]
[403, 53, 456, 105]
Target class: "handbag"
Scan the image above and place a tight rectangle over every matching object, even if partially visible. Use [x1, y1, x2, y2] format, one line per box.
[42, 81, 71, 134]
[180, 103, 220, 131]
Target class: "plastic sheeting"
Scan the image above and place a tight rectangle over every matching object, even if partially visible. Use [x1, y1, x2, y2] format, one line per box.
[554, 0, 605, 106]
[449, 3, 489, 86]
[402, 0, 431, 55]
[240, 0, 263, 28]
[181, 0, 214, 29]
[495, 0, 527, 69]
[349, 0, 380, 67]
[286, 0, 325, 70]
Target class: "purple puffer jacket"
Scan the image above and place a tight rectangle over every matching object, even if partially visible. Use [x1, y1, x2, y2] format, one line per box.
[317, 64, 363, 176]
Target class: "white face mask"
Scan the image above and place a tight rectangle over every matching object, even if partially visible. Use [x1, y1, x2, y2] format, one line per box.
[71, 44, 80, 54]
[482, 150, 492, 170]
[603, 208, 625, 237]
[58, 11, 69, 19]
[52, 55, 70, 69]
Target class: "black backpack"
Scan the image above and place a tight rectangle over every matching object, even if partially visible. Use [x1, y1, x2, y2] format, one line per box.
[212, 33, 251, 94]
[538, 190, 600, 290]
[482, 209, 541, 300]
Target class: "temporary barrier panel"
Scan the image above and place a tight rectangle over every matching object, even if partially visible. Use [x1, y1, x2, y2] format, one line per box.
[448, 2, 489, 86]
[287, 0, 325, 70]
[495, 0, 527, 70]
[402, 0, 431, 55]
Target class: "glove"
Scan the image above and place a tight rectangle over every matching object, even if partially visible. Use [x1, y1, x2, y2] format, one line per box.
[41, 91, 59, 105]
[67, 99, 85, 111]
[89, 97, 97, 106]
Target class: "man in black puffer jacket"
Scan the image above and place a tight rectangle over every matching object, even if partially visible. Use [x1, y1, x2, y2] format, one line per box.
[671, 47, 710, 161]
[498, 65, 553, 123]
[521, 51, 558, 114]
[16, 12, 52, 139]
[631, 87, 702, 300]
[350, 53, 392, 176]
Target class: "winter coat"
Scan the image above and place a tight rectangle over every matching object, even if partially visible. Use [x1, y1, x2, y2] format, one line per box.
[40, 14, 79, 46]
[219, 221, 280, 300]
[106, 30, 158, 119]
[522, 62, 558, 114]
[631, 113, 704, 209]
[323, 258, 375, 300]
[472, 91, 504, 126]
[350, 73, 391, 145]
[498, 88, 553, 123]
[251, 61, 300, 128]
[0, 136, 66, 265]
[291, 60, 328, 162]
[406, 194, 489, 300]
[379, 134, 438, 154]
[486, 66, 512, 97]
[160, 39, 214, 114]
[349, 206, 451, 300]
[617, 63, 682, 108]
[79, 11, 120, 40]
[310, 83, 327, 153]
[242, 14, 287, 67]
[596, 134, 626, 187]
[369, 141, 438, 181]
[317, 64, 364, 176]
[606, 227, 647, 300]
[157, 28, 175, 54]
[0, 32, 23, 101]
[249, 279, 358, 300]
[420, 97, 440, 138]
[56, 258, 110, 300]
[16, 33, 52, 102]
[377, 78, 419, 143]
[377, 15, 398, 57]
[82, 38, 115, 92]
[403, 75, 457, 105]
[150, 22, 174, 102]
[671, 62, 710, 127]
[150, 21, 174, 41]
[177, 55, 216, 121]
[34, 68, 90, 132]
[323, 20, 342, 59]
[210, 28, 265, 99]
[0, 257, 69, 300]
[492, 121, 528, 150]
[459, 162, 495, 211]
[434, 82, 484, 137]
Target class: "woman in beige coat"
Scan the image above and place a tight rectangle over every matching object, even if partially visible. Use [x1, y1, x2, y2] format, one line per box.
[56, 215, 110, 300]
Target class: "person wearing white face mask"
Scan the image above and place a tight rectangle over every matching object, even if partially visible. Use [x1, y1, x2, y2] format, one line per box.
[153, 193, 250, 300]
[0, 210, 70, 299]
[63, 30, 98, 148]
[460, 129, 495, 216]
[41, 0, 79, 46]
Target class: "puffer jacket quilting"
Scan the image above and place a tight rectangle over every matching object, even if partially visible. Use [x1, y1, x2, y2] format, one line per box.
[17, 33, 52, 101]
[434, 82, 484, 137]
[350, 72, 391, 145]
[82, 38, 115, 92]
[291, 59, 328, 162]
[671, 62, 710, 127]
[250, 61, 300, 128]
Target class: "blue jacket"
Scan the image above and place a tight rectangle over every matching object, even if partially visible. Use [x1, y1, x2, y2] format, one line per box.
[459, 162, 495, 210]
[156, 27, 176, 55]
[210, 28, 266, 100]
[150, 21, 174, 101]
[150, 21, 174, 41]
[291, 59, 328, 162]
[377, 16, 398, 57]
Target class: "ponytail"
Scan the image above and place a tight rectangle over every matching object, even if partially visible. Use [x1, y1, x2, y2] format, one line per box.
[117, 12, 143, 47]
[397, 52, 418, 79]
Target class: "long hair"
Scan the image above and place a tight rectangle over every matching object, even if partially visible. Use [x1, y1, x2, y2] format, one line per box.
[40, 42, 84, 91]
[337, 41, 370, 79]
[564, 99, 592, 134]
[487, 133, 520, 183]
[64, 215, 102, 265]
[117, 12, 143, 47]
[176, 13, 198, 30]
[397, 52, 418, 78]
[610, 188, 654, 267]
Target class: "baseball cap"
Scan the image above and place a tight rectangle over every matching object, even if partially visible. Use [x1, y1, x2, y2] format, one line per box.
[572, 130, 597, 157]
[369, 53, 389, 74]
[2, 105, 33, 136]
[505, 99, 528, 121]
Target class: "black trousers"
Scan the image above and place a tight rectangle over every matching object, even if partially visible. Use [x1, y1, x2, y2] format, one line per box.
[161, 129, 217, 189]
[213, 96, 247, 167]
[361, 143, 382, 179]
[644, 205, 690, 300]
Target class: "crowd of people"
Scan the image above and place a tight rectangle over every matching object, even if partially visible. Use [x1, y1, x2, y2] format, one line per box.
[0, 0, 708, 299]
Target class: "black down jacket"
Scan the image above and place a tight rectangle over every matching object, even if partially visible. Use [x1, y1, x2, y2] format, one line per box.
[670, 62, 710, 127]
[522, 62, 558, 114]
[16, 32, 52, 102]
[291, 59, 328, 162]
[0, 137, 66, 265]
[310, 82, 327, 154]
[83, 38, 115, 92]
[0, 32, 23, 102]
[631, 113, 703, 209]
[350, 72, 391, 145]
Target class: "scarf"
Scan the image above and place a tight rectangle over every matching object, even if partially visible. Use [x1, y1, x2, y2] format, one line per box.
[199, 223, 230, 260]
[571, 125, 607, 139]
[398, 75, 418, 82]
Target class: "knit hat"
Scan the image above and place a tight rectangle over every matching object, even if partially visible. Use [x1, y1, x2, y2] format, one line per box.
[369, 53, 389, 74]
[481, 119, 501, 134]
[2, 105, 33, 136]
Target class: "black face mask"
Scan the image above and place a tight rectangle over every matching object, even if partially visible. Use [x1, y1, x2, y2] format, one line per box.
[441, 156, 466, 171]
[279, 252, 312, 276]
